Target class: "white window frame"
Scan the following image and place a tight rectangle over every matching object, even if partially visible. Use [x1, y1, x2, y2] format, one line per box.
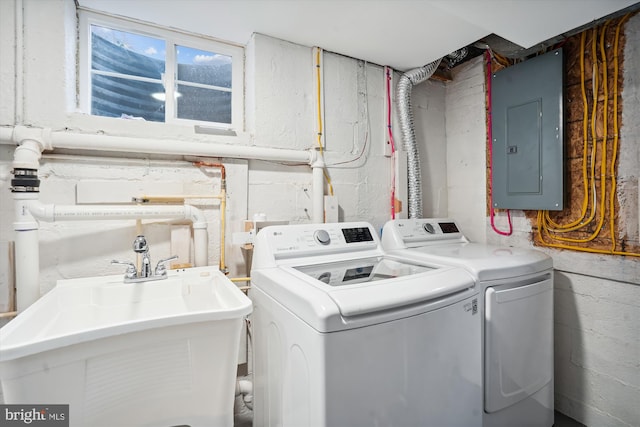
[79, 10, 244, 132]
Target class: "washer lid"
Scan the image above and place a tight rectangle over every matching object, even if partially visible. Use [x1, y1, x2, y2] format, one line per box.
[293, 256, 435, 286]
[252, 258, 476, 332]
[402, 243, 552, 282]
[381, 219, 552, 282]
[326, 266, 475, 317]
[294, 257, 473, 317]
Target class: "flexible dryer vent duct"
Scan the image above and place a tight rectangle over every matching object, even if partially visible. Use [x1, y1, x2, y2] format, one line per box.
[397, 58, 442, 219]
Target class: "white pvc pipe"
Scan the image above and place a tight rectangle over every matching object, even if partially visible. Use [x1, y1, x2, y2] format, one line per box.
[312, 163, 325, 224]
[50, 131, 311, 163]
[25, 200, 204, 224]
[13, 192, 40, 312]
[0, 127, 312, 164]
[1, 126, 312, 163]
[15, 229, 39, 312]
[24, 200, 209, 265]
[194, 228, 208, 268]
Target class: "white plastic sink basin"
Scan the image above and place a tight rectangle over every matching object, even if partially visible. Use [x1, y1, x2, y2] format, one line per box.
[0, 266, 251, 361]
[0, 266, 253, 427]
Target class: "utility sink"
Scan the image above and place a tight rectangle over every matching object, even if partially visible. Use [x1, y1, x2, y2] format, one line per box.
[0, 266, 252, 427]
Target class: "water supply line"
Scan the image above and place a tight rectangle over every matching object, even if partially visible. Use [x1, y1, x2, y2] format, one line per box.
[396, 58, 442, 219]
[313, 47, 334, 199]
[193, 161, 228, 273]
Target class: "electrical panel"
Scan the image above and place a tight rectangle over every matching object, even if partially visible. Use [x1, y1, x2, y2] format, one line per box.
[491, 48, 564, 210]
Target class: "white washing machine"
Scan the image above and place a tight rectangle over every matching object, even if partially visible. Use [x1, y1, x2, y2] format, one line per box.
[249, 222, 483, 427]
[381, 218, 554, 427]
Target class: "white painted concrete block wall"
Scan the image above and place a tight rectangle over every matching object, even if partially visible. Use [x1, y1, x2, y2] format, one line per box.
[554, 273, 639, 427]
[245, 33, 447, 229]
[444, 25, 639, 427]
[0, 0, 15, 124]
[445, 56, 487, 244]
[414, 79, 448, 218]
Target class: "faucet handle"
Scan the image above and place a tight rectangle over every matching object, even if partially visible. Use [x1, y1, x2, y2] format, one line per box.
[155, 255, 179, 277]
[111, 260, 138, 279]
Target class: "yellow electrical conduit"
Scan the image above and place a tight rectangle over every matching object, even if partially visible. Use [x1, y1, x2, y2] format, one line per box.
[545, 23, 610, 243]
[314, 47, 334, 196]
[545, 26, 602, 232]
[538, 14, 638, 257]
[544, 30, 593, 232]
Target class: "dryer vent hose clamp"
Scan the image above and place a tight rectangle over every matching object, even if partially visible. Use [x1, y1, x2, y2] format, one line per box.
[10, 168, 40, 193]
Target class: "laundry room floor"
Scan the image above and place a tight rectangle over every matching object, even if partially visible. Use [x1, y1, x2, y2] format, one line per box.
[555, 411, 586, 427]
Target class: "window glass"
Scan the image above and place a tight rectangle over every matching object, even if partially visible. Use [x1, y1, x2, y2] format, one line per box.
[82, 13, 243, 130]
[90, 25, 166, 121]
[177, 85, 231, 123]
[91, 25, 165, 79]
[175, 45, 232, 123]
[91, 74, 165, 121]
[176, 45, 232, 88]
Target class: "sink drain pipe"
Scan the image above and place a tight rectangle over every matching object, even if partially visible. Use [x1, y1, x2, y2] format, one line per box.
[396, 59, 442, 219]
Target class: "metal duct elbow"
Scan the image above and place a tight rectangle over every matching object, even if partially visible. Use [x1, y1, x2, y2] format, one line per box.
[396, 58, 442, 219]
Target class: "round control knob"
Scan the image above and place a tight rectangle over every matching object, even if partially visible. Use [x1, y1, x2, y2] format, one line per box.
[314, 229, 331, 245]
[423, 223, 435, 234]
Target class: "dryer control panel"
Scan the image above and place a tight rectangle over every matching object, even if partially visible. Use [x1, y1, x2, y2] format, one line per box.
[382, 218, 468, 248]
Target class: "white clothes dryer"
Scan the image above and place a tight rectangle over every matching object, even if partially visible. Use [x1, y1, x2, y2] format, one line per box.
[250, 222, 482, 427]
[381, 218, 554, 427]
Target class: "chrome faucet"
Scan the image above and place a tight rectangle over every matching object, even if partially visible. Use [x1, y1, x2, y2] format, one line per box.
[111, 235, 178, 283]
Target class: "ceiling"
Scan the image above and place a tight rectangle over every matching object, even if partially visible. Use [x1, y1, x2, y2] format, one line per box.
[78, 0, 639, 70]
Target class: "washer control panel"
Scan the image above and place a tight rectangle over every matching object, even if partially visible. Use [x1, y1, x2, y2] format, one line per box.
[259, 222, 378, 258]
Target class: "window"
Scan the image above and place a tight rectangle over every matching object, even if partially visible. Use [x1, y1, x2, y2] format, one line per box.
[79, 11, 243, 131]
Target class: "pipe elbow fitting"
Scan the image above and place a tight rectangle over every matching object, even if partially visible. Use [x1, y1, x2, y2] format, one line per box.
[309, 149, 325, 169]
[307, 148, 321, 167]
[13, 140, 43, 170]
[184, 205, 208, 229]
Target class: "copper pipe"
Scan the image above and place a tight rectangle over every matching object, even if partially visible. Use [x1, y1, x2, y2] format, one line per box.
[194, 161, 228, 273]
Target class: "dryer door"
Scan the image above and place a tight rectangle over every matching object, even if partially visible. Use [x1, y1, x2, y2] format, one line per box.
[484, 276, 553, 413]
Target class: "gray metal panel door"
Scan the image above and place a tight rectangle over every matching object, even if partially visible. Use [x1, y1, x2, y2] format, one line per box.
[491, 49, 564, 210]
